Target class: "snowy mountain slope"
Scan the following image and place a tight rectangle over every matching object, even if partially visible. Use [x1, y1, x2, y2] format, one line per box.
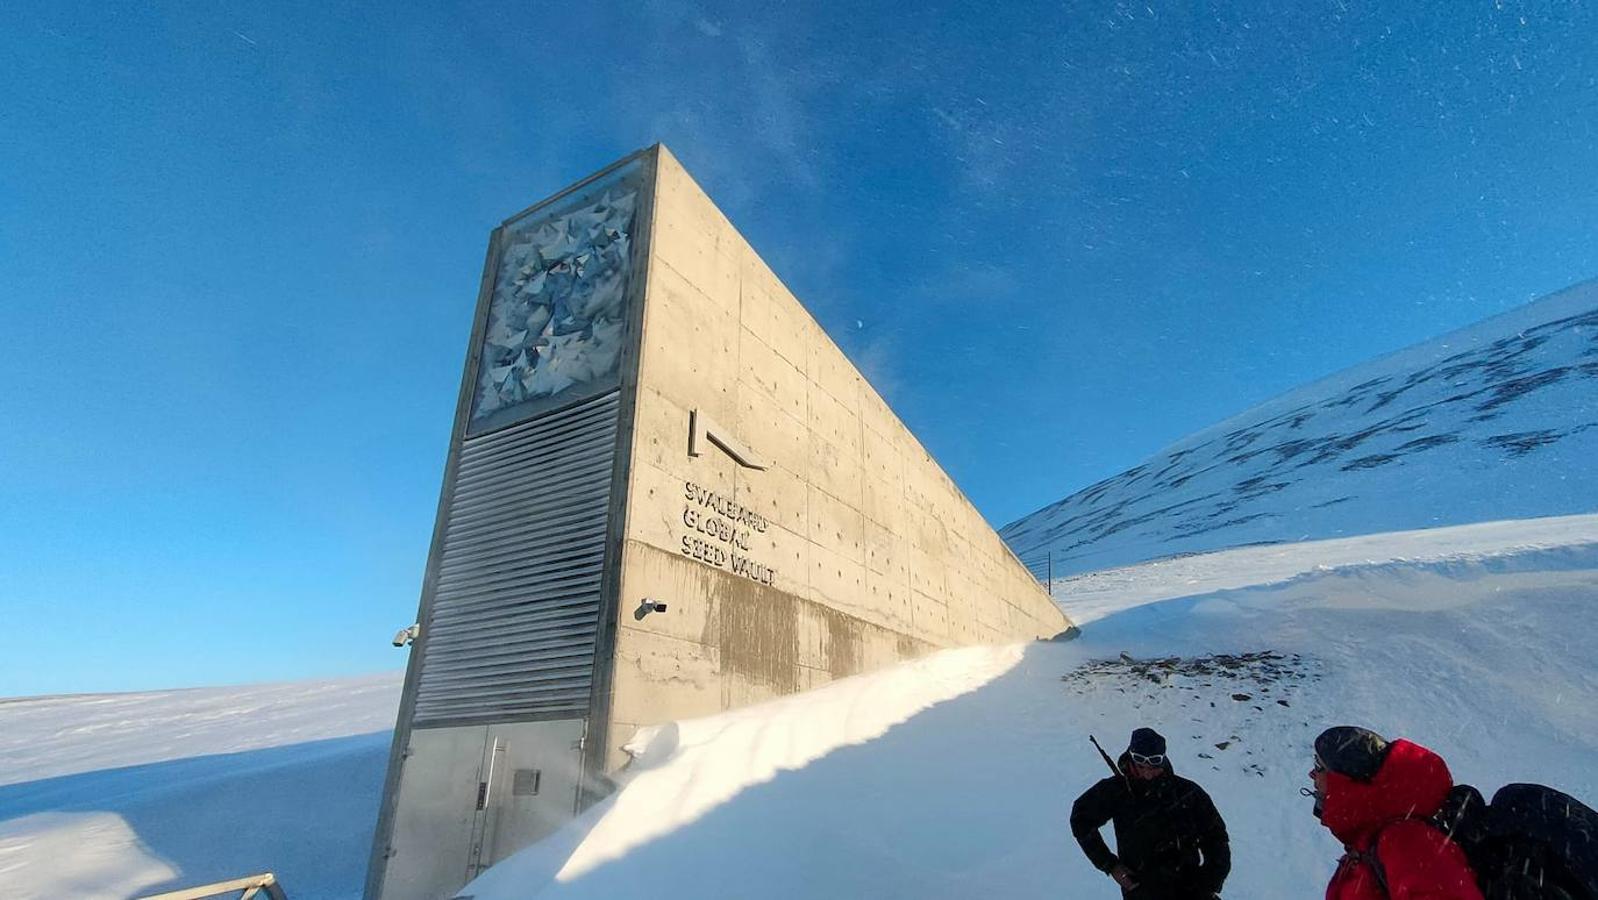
[461, 515, 1598, 900]
[1001, 280, 1598, 577]
[0, 673, 400, 900]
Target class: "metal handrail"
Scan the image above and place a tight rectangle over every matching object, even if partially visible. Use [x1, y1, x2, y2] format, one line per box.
[136, 871, 287, 900]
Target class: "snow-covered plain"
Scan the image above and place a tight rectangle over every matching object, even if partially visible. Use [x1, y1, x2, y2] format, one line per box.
[1052, 512, 1598, 625]
[0, 675, 400, 899]
[5, 519, 1595, 900]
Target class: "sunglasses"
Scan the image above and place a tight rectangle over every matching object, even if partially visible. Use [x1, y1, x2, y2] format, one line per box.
[1129, 751, 1166, 767]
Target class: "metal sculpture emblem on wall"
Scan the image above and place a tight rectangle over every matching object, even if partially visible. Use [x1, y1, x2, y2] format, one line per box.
[470, 161, 645, 433]
[688, 409, 769, 470]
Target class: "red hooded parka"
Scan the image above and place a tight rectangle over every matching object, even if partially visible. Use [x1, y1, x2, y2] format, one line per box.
[1321, 739, 1483, 900]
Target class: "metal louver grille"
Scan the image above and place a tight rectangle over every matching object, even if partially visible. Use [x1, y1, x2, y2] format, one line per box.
[413, 390, 620, 727]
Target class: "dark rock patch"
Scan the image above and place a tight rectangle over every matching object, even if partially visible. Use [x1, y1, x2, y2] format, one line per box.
[1482, 430, 1564, 457]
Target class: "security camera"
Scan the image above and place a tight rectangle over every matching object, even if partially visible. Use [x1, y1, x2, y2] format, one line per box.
[633, 599, 668, 621]
[392, 624, 421, 647]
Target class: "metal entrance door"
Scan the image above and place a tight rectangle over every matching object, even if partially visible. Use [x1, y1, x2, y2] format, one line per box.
[379, 719, 586, 900]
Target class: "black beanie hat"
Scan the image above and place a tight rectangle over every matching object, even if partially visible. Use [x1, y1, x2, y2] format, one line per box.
[1128, 727, 1167, 757]
[1314, 726, 1390, 781]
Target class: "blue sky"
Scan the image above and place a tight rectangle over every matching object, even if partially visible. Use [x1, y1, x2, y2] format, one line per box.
[3, 1, 1595, 694]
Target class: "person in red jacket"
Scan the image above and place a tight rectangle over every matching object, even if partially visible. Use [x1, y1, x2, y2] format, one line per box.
[1310, 726, 1483, 900]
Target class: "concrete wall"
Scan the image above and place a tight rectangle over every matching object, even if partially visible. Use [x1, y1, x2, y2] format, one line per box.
[602, 147, 1069, 767]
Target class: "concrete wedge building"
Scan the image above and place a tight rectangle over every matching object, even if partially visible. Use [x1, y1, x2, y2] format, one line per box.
[366, 145, 1072, 900]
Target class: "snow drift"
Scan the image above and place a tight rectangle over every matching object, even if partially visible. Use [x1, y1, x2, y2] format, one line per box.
[456, 515, 1598, 900]
[1001, 280, 1598, 577]
[0, 675, 400, 899]
[4, 520, 1595, 899]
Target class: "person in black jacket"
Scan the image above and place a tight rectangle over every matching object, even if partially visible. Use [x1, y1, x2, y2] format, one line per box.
[1070, 728, 1230, 899]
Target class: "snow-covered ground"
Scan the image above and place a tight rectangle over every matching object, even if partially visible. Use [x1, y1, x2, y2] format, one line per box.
[0, 674, 400, 899]
[460, 515, 1598, 899]
[5, 516, 1595, 899]
[1052, 511, 1598, 625]
[1002, 280, 1598, 577]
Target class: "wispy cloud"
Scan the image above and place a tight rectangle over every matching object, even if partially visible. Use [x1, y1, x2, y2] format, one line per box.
[621, 2, 827, 204]
[729, 31, 822, 189]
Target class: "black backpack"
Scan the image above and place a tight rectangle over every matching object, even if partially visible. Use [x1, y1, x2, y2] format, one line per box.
[1431, 783, 1598, 900]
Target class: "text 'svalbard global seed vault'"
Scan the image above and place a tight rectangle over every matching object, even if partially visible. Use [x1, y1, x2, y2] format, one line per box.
[366, 146, 1073, 900]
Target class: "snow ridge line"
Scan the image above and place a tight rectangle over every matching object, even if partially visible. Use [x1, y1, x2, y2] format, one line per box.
[1051, 515, 1598, 624]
